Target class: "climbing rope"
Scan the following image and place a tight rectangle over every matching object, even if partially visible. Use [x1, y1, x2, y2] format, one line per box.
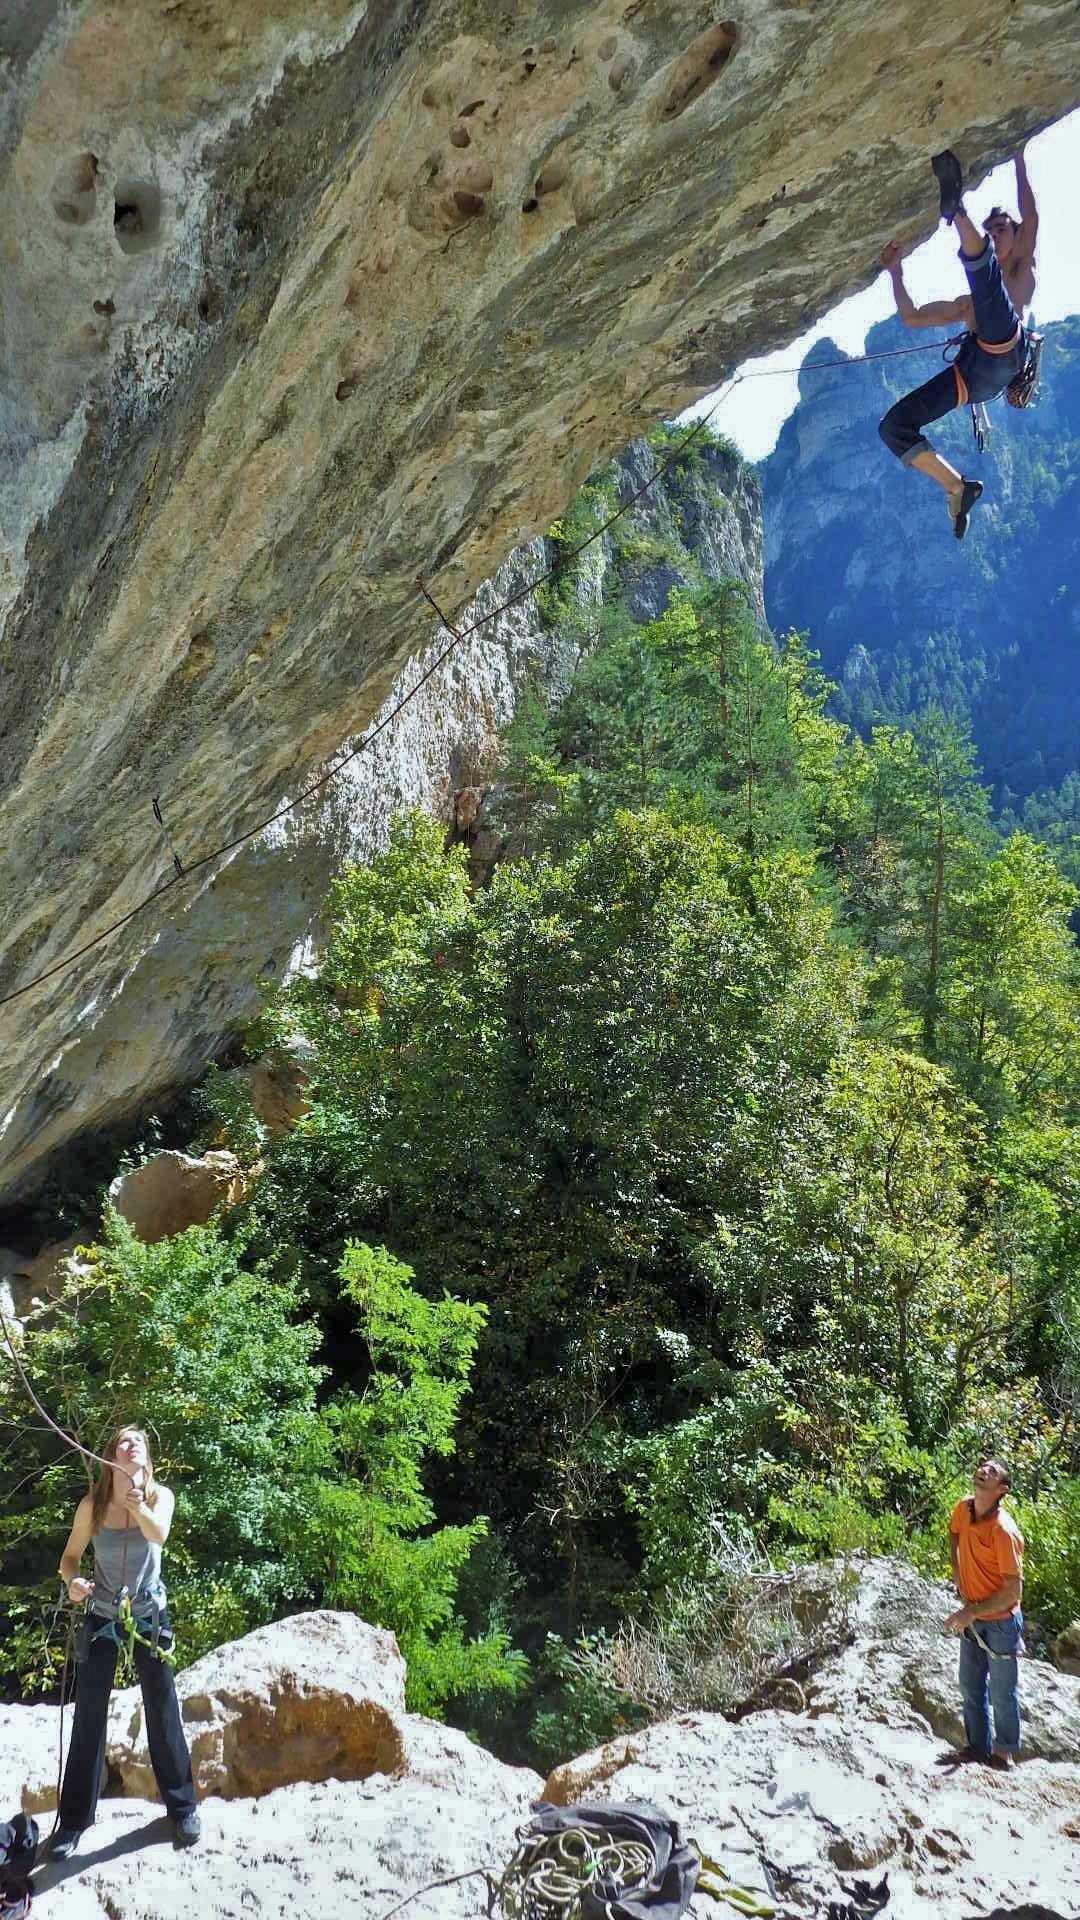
[499, 1824, 656, 1918]
[0, 333, 963, 1017]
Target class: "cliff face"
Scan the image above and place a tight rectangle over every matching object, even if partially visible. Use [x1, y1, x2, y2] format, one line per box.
[0, 430, 761, 1203]
[2, 0, 1079, 1203]
[760, 313, 1080, 801]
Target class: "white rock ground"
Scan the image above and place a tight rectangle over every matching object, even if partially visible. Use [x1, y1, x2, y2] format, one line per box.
[1, 1567, 1078, 1920]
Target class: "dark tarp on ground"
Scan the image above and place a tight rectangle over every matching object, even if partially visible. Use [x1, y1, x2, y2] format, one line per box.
[521, 1802, 698, 1920]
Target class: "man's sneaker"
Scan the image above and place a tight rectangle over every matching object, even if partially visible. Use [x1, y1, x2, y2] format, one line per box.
[932, 149, 964, 224]
[952, 477, 983, 539]
[49, 1827, 82, 1860]
[172, 1811, 201, 1847]
[987, 1750, 1017, 1773]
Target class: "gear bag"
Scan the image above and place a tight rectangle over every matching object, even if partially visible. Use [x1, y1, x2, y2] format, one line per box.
[0, 1812, 38, 1918]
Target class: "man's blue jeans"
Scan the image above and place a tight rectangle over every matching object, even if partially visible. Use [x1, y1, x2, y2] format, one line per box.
[959, 1611, 1023, 1755]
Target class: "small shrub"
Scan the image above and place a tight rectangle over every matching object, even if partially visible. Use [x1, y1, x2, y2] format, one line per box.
[572, 1525, 858, 1720]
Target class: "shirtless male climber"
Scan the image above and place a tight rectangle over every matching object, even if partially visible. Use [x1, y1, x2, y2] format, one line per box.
[878, 148, 1037, 539]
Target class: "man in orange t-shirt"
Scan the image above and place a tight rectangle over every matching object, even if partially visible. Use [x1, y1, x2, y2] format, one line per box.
[945, 1458, 1024, 1770]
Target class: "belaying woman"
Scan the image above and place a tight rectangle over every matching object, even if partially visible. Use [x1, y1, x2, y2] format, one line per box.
[52, 1424, 200, 1857]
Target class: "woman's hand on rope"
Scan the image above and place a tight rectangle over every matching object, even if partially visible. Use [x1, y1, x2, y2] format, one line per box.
[68, 1576, 94, 1605]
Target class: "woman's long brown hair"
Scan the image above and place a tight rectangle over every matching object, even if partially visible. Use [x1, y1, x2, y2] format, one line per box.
[90, 1426, 156, 1529]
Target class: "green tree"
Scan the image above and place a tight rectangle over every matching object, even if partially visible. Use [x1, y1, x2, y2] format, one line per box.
[0, 1211, 326, 1688]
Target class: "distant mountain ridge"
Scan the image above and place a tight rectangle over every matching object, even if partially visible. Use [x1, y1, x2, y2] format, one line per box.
[760, 311, 1080, 806]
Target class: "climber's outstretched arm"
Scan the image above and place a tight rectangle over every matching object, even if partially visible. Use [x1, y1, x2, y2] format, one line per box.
[1014, 150, 1038, 266]
[880, 243, 973, 329]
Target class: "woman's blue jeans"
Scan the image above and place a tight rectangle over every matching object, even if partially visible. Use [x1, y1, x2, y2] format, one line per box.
[958, 1611, 1023, 1756]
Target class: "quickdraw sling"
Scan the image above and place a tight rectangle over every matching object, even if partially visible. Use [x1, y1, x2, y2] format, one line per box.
[1005, 330, 1044, 409]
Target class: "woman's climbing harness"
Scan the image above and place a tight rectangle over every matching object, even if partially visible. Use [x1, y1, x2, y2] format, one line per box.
[77, 1588, 176, 1680]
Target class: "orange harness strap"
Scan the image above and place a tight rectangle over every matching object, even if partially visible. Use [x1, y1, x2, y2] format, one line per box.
[976, 324, 1023, 355]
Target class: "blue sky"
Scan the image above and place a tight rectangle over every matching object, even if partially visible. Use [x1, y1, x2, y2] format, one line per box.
[692, 109, 1080, 461]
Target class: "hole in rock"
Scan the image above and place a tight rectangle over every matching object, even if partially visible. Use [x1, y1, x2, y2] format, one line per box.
[661, 21, 739, 117]
[453, 189, 485, 216]
[450, 123, 471, 147]
[457, 99, 485, 116]
[522, 196, 539, 214]
[52, 153, 99, 226]
[113, 179, 162, 254]
[92, 296, 115, 315]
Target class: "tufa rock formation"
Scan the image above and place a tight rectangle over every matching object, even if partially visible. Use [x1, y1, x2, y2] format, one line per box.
[2, 1, 1079, 1205]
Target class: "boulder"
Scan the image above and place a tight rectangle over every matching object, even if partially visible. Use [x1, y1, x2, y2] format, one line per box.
[107, 1151, 247, 1243]
[107, 1610, 408, 1801]
[0, 1700, 70, 1817]
[802, 1558, 1080, 1765]
[1052, 1621, 1080, 1677]
[238, 1049, 312, 1136]
[6, 1570, 1080, 1918]
[0, 1240, 85, 1319]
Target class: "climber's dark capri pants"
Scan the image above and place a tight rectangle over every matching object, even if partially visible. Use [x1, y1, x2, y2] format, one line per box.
[879, 239, 1025, 464]
[59, 1616, 196, 1829]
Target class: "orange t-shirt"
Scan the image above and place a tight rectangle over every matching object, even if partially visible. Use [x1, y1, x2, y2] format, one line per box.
[950, 1499, 1024, 1617]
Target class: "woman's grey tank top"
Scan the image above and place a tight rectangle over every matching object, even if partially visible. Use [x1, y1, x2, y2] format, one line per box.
[90, 1524, 166, 1621]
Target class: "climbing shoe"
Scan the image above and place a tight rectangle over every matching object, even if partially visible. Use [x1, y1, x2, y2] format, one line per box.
[172, 1811, 201, 1848]
[987, 1750, 1017, 1773]
[951, 477, 983, 540]
[932, 149, 964, 224]
[48, 1827, 82, 1861]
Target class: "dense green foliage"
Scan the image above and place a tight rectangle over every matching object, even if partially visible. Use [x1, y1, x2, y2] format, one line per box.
[4, 411, 1078, 1763]
[0, 1217, 523, 1712]
[197, 577, 1077, 1760]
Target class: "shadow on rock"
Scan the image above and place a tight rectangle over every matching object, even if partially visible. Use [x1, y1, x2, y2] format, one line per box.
[33, 1815, 172, 1891]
